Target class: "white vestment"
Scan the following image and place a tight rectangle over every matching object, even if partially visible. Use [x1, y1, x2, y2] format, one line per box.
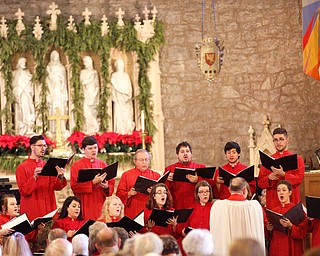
[210, 199, 266, 256]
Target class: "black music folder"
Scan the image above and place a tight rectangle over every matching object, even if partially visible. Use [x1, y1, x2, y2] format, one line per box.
[173, 168, 196, 183]
[107, 216, 144, 233]
[265, 202, 305, 234]
[259, 150, 298, 172]
[74, 219, 95, 237]
[1, 213, 34, 235]
[31, 208, 58, 228]
[195, 167, 216, 179]
[306, 196, 320, 219]
[218, 165, 255, 187]
[133, 171, 170, 195]
[39, 153, 75, 176]
[147, 208, 193, 227]
[77, 161, 118, 183]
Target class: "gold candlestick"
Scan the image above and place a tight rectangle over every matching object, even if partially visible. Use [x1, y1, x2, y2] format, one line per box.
[141, 131, 147, 149]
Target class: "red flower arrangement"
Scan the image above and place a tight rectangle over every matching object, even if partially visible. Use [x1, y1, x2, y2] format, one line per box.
[0, 134, 56, 156]
[67, 130, 152, 153]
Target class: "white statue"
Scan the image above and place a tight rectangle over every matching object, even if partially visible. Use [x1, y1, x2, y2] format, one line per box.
[12, 57, 35, 135]
[111, 59, 135, 134]
[46, 50, 68, 135]
[80, 56, 100, 133]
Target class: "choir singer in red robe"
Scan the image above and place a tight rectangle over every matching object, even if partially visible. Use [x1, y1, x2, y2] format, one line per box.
[258, 128, 304, 209]
[165, 141, 205, 209]
[71, 136, 115, 220]
[116, 149, 160, 219]
[16, 135, 67, 221]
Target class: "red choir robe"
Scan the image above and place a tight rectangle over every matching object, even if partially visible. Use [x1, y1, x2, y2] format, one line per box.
[16, 158, 67, 220]
[165, 161, 205, 209]
[70, 157, 115, 220]
[116, 167, 160, 219]
[308, 218, 320, 248]
[185, 201, 213, 230]
[213, 162, 256, 200]
[97, 216, 121, 223]
[143, 207, 176, 236]
[268, 203, 307, 256]
[258, 150, 304, 209]
[52, 216, 87, 241]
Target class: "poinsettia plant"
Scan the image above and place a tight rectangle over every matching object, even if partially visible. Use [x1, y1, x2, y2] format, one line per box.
[67, 130, 152, 153]
[0, 134, 56, 156]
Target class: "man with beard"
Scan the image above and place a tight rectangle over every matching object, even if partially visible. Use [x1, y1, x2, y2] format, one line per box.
[165, 141, 206, 209]
[213, 141, 256, 200]
[258, 127, 304, 209]
[16, 135, 67, 221]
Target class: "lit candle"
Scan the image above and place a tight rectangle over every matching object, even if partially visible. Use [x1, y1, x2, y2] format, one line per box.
[141, 110, 145, 132]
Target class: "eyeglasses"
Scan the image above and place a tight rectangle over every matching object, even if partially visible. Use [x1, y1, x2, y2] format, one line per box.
[136, 158, 150, 162]
[198, 191, 210, 195]
[33, 144, 48, 148]
[155, 191, 168, 195]
[273, 138, 286, 143]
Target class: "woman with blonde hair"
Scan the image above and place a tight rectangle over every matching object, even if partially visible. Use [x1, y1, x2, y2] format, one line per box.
[2, 232, 32, 256]
[97, 195, 124, 223]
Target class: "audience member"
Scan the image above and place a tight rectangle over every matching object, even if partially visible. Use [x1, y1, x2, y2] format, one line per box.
[98, 195, 124, 223]
[116, 235, 138, 256]
[72, 234, 89, 256]
[44, 238, 73, 256]
[47, 228, 67, 244]
[95, 227, 119, 256]
[134, 232, 163, 256]
[229, 238, 264, 256]
[213, 141, 256, 199]
[71, 136, 115, 220]
[2, 231, 33, 256]
[88, 221, 107, 256]
[165, 141, 206, 209]
[266, 180, 307, 256]
[144, 183, 177, 236]
[258, 127, 304, 209]
[112, 227, 129, 250]
[116, 149, 161, 219]
[52, 196, 87, 241]
[182, 229, 214, 256]
[210, 177, 265, 256]
[159, 234, 181, 256]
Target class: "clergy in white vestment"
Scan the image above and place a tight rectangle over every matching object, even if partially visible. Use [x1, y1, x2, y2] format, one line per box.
[210, 177, 265, 256]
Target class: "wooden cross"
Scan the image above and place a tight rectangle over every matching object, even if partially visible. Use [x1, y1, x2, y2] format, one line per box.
[48, 107, 69, 149]
[82, 8, 92, 26]
[15, 8, 24, 20]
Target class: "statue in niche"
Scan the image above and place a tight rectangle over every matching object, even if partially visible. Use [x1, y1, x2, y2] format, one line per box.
[46, 50, 69, 136]
[12, 57, 35, 135]
[111, 59, 135, 134]
[80, 56, 100, 133]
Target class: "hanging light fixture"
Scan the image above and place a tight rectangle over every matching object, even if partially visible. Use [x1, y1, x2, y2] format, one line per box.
[195, 0, 224, 81]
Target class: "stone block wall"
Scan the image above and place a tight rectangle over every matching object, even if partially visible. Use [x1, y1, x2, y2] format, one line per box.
[0, 0, 319, 170]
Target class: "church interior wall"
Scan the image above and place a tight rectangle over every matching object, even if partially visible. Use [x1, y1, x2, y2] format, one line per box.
[0, 0, 319, 170]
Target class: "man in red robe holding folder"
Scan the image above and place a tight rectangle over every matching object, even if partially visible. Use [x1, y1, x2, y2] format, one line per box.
[70, 136, 115, 220]
[116, 149, 160, 219]
[213, 141, 256, 199]
[258, 127, 305, 209]
[16, 135, 67, 221]
[165, 141, 206, 209]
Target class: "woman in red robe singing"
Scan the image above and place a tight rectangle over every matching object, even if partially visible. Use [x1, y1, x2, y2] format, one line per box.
[52, 196, 87, 241]
[0, 194, 19, 237]
[97, 195, 124, 223]
[143, 183, 177, 236]
[267, 180, 307, 256]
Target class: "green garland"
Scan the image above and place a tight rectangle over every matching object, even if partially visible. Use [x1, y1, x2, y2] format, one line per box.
[0, 15, 164, 136]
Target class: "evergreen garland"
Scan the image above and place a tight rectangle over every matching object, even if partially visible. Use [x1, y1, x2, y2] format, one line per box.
[0, 14, 164, 136]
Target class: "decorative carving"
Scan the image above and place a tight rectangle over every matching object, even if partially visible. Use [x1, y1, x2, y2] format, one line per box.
[101, 15, 109, 36]
[33, 16, 43, 40]
[67, 15, 77, 33]
[134, 6, 156, 43]
[82, 8, 92, 26]
[0, 17, 8, 39]
[15, 8, 25, 36]
[116, 7, 125, 27]
[46, 2, 61, 31]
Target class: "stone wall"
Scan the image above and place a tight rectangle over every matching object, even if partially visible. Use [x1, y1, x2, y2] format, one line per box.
[0, 0, 319, 170]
